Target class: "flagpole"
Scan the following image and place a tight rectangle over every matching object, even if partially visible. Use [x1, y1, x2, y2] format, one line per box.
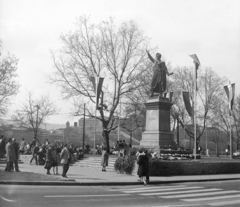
[93, 77, 98, 153]
[230, 119, 232, 159]
[190, 54, 200, 160]
[224, 81, 235, 159]
[94, 108, 97, 153]
[229, 81, 233, 159]
[194, 65, 197, 160]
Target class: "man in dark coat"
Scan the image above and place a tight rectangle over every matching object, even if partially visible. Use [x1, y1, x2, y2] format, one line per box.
[12, 138, 20, 172]
[137, 149, 149, 185]
[0, 135, 6, 158]
[5, 138, 16, 172]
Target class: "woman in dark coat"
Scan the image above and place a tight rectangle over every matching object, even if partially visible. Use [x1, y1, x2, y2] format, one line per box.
[137, 149, 149, 185]
[45, 145, 53, 175]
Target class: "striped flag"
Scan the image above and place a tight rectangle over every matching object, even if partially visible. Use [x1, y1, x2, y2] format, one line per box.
[90, 76, 104, 109]
[224, 83, 235, 114]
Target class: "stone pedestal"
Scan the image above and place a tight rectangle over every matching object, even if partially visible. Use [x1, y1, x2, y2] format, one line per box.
[140, 96, 175, 149]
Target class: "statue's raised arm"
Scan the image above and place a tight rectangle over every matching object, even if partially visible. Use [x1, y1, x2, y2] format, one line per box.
[146, 49, 154, 63]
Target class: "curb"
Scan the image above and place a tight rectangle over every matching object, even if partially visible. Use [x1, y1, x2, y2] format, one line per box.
[1, 177, 240, 186]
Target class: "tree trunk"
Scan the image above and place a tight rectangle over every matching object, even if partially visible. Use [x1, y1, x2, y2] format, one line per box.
[102, 130, 110, 152]
[216, 140, 219, 157]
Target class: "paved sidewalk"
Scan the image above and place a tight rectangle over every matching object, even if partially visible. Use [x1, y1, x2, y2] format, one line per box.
[1, 160, 240, 186]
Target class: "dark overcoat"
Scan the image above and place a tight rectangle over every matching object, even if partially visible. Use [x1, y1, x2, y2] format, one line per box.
[137, 154, 149, 177]
[5, 142, 16, 162]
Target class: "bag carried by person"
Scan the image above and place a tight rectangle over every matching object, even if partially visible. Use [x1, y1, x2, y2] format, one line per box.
[44, 161, 52, 169]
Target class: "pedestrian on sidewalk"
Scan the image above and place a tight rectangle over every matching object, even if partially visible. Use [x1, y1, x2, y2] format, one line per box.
[5, 138, 15, 172]
[0, 135, 7, 158]
[137, 149, 149, 186]
[52, 146, 59, 175]
[45, 145, 53, 175]
[60, 143, 70, 178]
[19, 138, 26, 155]
[101, 143, 109, 172]
[12, 138, 20, 172]
[30, 143, 39, 165]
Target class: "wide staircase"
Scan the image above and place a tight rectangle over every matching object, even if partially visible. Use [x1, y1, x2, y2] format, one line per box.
[73, 155, 117, 172]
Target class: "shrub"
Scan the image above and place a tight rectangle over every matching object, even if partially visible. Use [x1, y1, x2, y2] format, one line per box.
[114, 155, 136, 174]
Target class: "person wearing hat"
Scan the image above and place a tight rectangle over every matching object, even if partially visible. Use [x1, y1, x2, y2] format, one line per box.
[137, 149, 149, 185]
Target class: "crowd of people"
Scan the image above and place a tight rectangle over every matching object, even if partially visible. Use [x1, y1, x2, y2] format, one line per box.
[0, 135, 85, 178]
[1, 135, 150, 185]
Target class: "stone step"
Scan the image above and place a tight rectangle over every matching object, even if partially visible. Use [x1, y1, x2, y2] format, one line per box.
[73, 157, 117, 171]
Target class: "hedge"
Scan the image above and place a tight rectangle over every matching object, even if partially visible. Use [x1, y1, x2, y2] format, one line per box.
[149, 159, 240, 176]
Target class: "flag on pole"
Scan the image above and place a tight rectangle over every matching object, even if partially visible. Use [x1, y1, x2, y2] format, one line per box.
[182, 91, 193, 117]
[90, 76, 104, 109]
[224, 83, 235, 113]
[190, 54, 200, 90]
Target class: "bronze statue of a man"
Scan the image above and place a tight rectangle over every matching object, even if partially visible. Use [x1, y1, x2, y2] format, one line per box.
[146, 50, 173, 97]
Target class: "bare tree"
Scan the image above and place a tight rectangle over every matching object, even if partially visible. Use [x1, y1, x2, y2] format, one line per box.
[0, 40, 20, 118]
[48, 16, 150, 151]
[170, 67, 226, 149]
[232, 95, 240, 150]
[211, 93, 240, 151]
[12, 92, 57, 140]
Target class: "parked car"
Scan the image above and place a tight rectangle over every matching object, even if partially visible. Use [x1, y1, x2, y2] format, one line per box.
[233, 150, 240, 158]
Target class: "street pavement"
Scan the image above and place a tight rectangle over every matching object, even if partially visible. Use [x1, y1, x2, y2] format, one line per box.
[0, 155, 240, 186]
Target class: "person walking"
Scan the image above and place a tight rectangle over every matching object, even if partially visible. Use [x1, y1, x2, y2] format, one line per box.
[5, 138, 16, 172]
[30, 143, 39, 165]
[101, 144, 109, 172]
[137, 149, 149, 186]
[19, 138, 26, 155]
[12, 138, 20, 172]
[60, 143, 70, 178]
[45, 145, 54, 175]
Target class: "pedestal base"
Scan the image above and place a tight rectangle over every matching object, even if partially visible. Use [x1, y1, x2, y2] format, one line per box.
[140, 96, 176, 149]
[140, 131, 175, 148]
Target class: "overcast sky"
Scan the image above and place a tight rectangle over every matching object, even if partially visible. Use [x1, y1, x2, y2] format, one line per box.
[1, 0, 240, 125]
